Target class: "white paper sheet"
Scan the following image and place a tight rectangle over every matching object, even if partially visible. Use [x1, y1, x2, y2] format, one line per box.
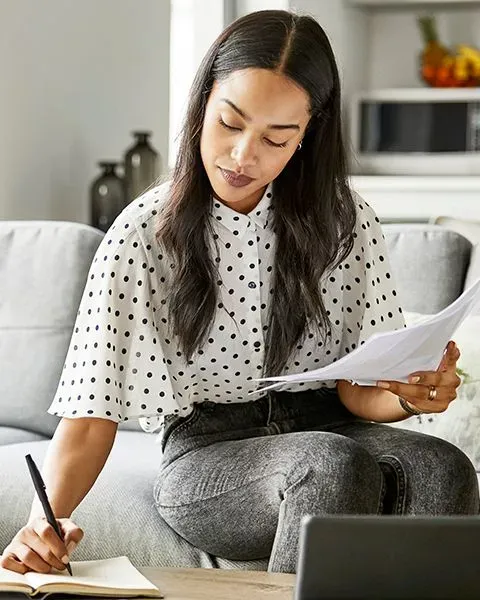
[252, 278, 480, 394]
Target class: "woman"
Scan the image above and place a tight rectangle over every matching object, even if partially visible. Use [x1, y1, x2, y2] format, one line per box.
[2, 10, 478, 575]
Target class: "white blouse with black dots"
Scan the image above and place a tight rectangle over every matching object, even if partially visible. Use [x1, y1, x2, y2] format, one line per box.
[48, 181, 405, 432]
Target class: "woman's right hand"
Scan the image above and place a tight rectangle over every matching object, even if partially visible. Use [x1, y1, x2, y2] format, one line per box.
[0, 516, 84, 574]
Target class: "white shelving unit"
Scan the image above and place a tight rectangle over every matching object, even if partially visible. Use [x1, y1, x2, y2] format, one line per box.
[339, 0, 480, 219]
[350, 175, 480, 221]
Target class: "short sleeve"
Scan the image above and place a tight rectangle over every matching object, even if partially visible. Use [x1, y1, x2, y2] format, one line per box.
[339, 195, 406, 358]
[48, 212, 172, 423]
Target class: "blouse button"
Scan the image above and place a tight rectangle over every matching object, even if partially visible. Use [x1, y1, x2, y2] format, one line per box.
[253, 341, 261, 348]
[248, 281, 257, 289]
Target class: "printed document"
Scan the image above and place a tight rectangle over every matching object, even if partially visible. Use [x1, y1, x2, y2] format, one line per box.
[253, 278, 480, 393]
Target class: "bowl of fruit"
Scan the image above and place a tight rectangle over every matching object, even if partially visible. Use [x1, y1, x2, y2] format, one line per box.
[418, 15, 480, 87]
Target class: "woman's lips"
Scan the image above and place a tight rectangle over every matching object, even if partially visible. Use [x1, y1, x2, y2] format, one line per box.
[219, 168, 254, 188]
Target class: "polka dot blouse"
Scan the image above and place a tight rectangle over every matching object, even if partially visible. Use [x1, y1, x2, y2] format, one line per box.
[48, 181, 405, 431]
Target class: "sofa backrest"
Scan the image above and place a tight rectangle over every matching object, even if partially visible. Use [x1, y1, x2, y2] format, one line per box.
[0, 221, 104, 437]
[383, 224, 472, 314]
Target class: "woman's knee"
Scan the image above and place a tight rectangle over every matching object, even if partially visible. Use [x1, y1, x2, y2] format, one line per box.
[282, 432, 383, 511]
[391, 433, 479, 513]
[427, 437, 479, 510]
[405, 434, 476, 482]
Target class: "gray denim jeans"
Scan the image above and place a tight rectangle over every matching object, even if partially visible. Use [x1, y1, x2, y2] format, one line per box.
[153, 389, 479, 573]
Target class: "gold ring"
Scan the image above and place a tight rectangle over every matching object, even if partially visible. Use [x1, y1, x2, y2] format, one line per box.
[428, 385, 437, 401]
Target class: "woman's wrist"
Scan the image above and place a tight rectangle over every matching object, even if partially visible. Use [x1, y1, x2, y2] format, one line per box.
[398, 396, 422, 416]
[337, 380, 417, 423]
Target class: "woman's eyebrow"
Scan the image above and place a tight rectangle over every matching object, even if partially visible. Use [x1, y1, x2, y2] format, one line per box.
[220, 98, 300, 131]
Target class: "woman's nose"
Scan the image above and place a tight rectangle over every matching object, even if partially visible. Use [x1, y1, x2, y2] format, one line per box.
[230, 136, 257, 170]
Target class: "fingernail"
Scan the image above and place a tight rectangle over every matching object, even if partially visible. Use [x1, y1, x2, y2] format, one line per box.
[409, 376, 420, 384]
[61, 554, 70, 564]
[67, 541, 77, 555]
[377, 381, 390, 389]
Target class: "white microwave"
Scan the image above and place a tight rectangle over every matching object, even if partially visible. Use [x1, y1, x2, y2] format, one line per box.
[349, 88, 480, 175]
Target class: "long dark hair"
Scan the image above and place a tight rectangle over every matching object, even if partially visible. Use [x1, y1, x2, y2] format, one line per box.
[157, 10, 357, 377]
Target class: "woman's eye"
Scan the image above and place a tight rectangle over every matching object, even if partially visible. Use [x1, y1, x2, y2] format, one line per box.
[218, 117, 287, 148]
[218, 117, 240, 131]
[265, 139, 288, 149]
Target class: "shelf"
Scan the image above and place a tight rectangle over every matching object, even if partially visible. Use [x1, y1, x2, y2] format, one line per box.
[350, 175, 480, 191]
[349, 175, 480, 220]
[348, 0, 480, 8]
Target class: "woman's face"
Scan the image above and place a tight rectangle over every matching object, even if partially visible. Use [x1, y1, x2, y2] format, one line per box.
[200, 68, 311, 214]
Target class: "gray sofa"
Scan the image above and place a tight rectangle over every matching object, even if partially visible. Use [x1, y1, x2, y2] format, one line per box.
[0, 220, 475, 569]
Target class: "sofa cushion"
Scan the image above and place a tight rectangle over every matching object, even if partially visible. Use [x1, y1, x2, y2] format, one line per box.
[465, 244, 480, 306]
[432, 216, 480, 314]
[0, 221, 104, 437]
[0, 426, 48, 446]
[383, 224, 472, 315]
[0, 431, 268, 571]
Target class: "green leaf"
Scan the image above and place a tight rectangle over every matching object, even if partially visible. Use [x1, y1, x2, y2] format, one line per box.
[456, 366, 472, 383]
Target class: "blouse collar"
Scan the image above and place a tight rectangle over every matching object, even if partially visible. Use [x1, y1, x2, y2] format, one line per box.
[211, 183, 273, 237]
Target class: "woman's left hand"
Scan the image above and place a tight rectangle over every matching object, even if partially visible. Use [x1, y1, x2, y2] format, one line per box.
[376, 340, 462, 414]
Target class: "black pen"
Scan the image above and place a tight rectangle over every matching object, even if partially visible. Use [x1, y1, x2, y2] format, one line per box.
[25, 454, 73, 576]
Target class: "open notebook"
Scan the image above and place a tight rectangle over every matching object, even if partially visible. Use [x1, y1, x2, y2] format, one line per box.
[0, 556, 163, 598]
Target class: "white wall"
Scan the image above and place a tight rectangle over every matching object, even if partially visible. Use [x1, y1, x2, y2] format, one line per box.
[169, 0, 226, 167]
[236, 0, 289, 14]
[0, 0, 170, 223]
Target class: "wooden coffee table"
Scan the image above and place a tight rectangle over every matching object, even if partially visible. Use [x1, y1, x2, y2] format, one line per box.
[141, 566, 296, 599]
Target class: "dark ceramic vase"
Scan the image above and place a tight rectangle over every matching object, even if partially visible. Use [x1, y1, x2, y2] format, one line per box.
[123, 131, 161, 205]
[89, 161, 125, 232]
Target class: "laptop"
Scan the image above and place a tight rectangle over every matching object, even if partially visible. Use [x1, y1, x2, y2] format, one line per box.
[294, 515, 480, 600]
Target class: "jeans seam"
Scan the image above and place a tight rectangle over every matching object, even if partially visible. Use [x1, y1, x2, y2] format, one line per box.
[269, 422, 281, 435]
[153, 473, 162, 504]
[379, 455, 407, 514]
[376, 470, 387, 514]
[266, 392, 273, 425]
